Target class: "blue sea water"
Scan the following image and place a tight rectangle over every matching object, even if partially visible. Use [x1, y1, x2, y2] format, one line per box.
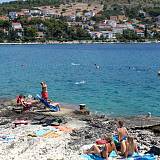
[0, 44, 160, 116]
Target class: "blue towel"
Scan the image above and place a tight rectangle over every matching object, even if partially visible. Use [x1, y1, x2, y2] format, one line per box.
[34, 129, 49, 136]
[81, 151, 117, 160]
[0, 135, 15, 143]
[80, 152, 156, 160]
[134, 154, 156, 160]
[36, 94, 60, 112]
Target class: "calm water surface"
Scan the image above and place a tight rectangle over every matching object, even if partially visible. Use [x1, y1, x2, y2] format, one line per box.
[0, 44, 160, 116]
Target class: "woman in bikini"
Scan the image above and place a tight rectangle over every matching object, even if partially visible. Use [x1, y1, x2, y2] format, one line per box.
[124, 136, 138, 158]
[84, 134, 117, 160]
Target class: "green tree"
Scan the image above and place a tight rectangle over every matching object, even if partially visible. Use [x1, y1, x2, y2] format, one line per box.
[24, 27, 37, 41]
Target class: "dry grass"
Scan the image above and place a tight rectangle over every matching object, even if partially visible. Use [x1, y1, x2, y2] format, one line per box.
[38, 3, 103, 17]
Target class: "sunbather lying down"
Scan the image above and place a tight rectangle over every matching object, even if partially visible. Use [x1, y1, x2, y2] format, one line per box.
[84, 134, 117, 160]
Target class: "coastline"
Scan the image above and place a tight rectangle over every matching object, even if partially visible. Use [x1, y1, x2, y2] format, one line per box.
[0, 99, 160, 160]
[0, 40, 160, 45]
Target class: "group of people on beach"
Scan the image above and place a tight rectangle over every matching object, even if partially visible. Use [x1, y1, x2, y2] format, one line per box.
[16, 81, 52, 110]
[84, 120, 138, 160]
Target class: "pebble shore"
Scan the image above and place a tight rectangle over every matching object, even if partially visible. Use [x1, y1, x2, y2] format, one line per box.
[0, 99, 160, 160]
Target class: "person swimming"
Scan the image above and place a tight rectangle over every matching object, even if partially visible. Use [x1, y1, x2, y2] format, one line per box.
[95, 64, 100, 69]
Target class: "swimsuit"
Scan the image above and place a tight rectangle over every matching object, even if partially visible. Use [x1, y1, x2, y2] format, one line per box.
[41, 91, 48, 100]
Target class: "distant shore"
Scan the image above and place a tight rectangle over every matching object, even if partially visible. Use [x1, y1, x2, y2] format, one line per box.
[0, 40, 160, 45]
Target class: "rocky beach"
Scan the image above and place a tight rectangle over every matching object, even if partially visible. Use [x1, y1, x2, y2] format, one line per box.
[0, 99, 160, 160]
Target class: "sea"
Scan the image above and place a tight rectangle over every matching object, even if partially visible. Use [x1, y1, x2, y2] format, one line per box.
[0, 43, 160, 117]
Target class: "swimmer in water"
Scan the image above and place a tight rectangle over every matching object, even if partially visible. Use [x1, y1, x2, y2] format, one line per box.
[95, 64, 100, 69]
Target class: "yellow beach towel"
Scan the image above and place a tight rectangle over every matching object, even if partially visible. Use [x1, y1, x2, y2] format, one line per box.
[42, 131, 59, 138]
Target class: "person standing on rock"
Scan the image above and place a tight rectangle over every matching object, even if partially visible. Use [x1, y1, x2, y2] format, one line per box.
[41, 81, 48, 100]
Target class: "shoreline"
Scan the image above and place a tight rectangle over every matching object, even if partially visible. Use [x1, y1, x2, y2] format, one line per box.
[1, 97, 160, 118]
[0, 99, 160, 159]
[1, 97, 159, 118]
[0, 40, 160, 45]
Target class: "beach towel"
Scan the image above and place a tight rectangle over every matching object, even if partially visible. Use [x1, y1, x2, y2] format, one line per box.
[134, 154, 157, 160]
[0, 134, 15, 143]
[42, 131, 59, 138]
[13, 120, 29, 125]
[54, 126, 73, 132]
[34, 129, 49, 137]
[36, 94, 60, 112]
[34, 126, 59, 137]
[44, 126, 59, 132]
[80, 151, 117, 160]
[80, 152, 157, 160]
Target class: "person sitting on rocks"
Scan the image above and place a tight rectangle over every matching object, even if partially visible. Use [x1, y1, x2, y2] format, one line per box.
[113, 120, 128, 154]
[122, 135, 138, 157]
[84, 134, 117, 160]
[16, 95, 32, 111]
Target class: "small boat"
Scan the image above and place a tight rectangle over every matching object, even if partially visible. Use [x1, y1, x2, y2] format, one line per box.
[158, 70, 160, 75]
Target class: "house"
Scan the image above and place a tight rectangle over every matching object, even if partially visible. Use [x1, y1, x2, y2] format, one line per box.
[116, 24, 128, 30]
[112, 27, 124, 36]
[21, 9, 30, 16]
[84, 11, 95, 18]
[17, 11, 26, 17]
[126, 23, 134, 30]
[101, 31, 114, 39]
[110, 16, 118, 21]
[17, 9, 30, 17]
[41, 9, 55, 17]
[36, 32, 45, 39]
[9, 12, 17, 20]
[139, 10, 146, 18]
[12, 22, 23, 31]
[30, 10, 42, 17]
[135, 29, 145, 37]
[89, 31, 102, 39]
[107, 20, 117, 28]
[98, 23, 111, 31]
[12, 22, 23, 37]
[138, 24, 145, 29]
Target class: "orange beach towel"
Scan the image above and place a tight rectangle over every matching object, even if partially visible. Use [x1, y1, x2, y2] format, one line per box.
[54, 126, 73, 132]
[42, 131, 59, 138]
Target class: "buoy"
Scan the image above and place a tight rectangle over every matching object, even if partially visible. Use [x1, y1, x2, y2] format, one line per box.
[158, 71, 160, 75]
